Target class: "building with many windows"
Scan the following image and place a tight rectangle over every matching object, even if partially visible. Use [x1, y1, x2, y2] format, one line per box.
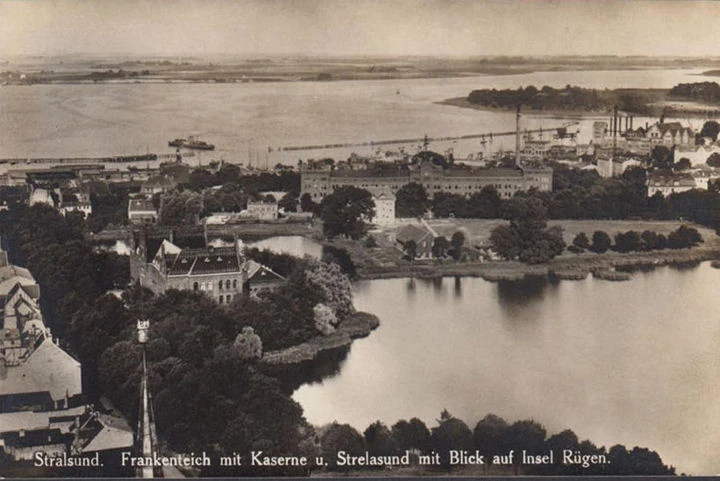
[130, 233, 284, 303]
[301, 156, 552, 203]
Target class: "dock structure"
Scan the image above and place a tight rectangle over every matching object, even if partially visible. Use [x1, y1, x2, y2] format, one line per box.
[279, 122, 578, 152]
[0, 151, 194, 166]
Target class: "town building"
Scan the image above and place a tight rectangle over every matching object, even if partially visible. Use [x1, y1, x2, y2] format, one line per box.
[141, 175, 176, 196]
[301, 155, 552, 202]
[646, 173, 697, 197]
[395, 221, 438, 259]
[372, 191, 396, 226]
[645, 122, 695, 146]
[130, 232, 284, 303]
[0, 249, 132, 465]
[128, 198, 158, 225]
[675, 144, 720, 166]
[246, 199, 279, 220]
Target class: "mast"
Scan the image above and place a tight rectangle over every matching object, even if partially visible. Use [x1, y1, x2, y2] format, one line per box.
[136, 319, 158, 478]
[515, 104, 521, 166]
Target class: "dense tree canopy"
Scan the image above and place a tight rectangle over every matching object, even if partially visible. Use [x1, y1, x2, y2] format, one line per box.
[320, 186, 375, 239]
[490, 195, 565, 264]
[395, 182, 429, 218]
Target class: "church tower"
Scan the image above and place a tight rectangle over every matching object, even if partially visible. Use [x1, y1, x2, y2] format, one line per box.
[136, 319, 159, 478]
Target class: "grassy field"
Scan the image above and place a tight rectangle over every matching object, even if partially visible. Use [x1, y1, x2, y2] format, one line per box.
[405, 218, 720, 248]
[347, 218, 720, 281]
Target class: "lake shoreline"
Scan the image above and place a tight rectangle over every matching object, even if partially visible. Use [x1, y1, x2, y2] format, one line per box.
[353, 246, 720, 282]
[260, 311, 380, 365]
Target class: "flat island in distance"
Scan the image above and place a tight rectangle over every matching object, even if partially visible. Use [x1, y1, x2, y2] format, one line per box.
[2, 54, 720, 85]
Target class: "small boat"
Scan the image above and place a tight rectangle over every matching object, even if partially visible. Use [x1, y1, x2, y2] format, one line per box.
[168, 135, 215, 150]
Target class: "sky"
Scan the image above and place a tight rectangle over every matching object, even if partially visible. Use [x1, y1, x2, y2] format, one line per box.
[1, 0, 720, 58]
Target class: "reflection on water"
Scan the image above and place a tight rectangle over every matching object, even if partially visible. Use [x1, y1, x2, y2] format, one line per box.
[294, 263, 720, 474]
[265, 347, 350, 394]
[495, 276, 559, 306]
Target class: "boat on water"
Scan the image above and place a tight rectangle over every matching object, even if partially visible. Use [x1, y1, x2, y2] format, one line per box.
[168, 135, 215, 150]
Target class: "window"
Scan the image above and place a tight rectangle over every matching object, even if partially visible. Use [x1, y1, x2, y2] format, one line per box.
[219, 281, 223, 290]
[226, 279, 231, 289]
[219, 296, 224, 304]
[233, 279, 238, 289]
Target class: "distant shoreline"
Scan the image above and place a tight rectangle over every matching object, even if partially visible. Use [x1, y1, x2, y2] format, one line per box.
[439, 94, 720, 118]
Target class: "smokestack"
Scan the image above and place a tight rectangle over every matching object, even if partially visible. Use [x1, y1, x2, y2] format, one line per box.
[515, 105, 521, 166]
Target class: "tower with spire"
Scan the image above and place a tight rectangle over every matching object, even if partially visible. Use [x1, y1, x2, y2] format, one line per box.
[136, 319, 160, 478]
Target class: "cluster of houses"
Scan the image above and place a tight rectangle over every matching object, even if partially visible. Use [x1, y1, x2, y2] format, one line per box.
[0, 248, 133, 471]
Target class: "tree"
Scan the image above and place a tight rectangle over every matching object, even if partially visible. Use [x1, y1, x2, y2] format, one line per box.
[320, 423, 366, 471]
[707, 152, 720, 167]
[403, 239, 417, 260]
[300, 193, 317, 213]
[304, 260, 355, 320]
[667, 225, 703, 249]
[466, 185, 502, 218]
[364, 421, 399, 457]
[572, 232, 590, 250]
[278, 192, 299, 213]
[650, 145, 673, 170]
[432, 236, 450, 258]
[449, 231, 466, 260]
[313, 303, 337, 336]
[159, 190, 203, 225]
[232, 326, 262, 360]
[473, 414, 509, 462]
[319, 186, 375, 240]
[432, 192, 467, 218]
[430, 411, 474, 468]
[613, 230, 641, 253]
[699, 120, 720, 141]
[395, 182, 429, 218]
[590, 230, 612, 253]
[489, 196, 565, 264]
[392, 418, 430, 453]
[506, 420, 546, 459]
[674, 157, 691, 171]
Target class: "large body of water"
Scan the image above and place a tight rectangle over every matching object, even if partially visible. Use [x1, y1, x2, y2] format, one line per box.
[4, 69, 719, 474]
[293, 264, 720, 475]
[0, 68, 712, 167]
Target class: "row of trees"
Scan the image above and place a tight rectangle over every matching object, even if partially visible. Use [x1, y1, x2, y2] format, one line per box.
[319, 411, 673, 475]
[571, 226, 703, 254]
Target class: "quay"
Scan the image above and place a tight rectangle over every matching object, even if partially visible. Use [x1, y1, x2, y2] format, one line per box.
[0, 151, 194, 166]
[279, 122, 578, 152]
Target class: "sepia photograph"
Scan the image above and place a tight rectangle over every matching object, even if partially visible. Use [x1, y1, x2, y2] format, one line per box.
[1, 0, 720, 478]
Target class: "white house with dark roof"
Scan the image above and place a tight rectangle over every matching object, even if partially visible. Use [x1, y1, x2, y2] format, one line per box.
[646, 122, 694, 146]
[128, 198, 158, 225]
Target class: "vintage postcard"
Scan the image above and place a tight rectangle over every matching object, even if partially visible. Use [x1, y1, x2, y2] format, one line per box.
[1, 0, 719, 478]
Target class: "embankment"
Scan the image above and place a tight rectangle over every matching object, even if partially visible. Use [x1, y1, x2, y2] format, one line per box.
[261, 311, 380, 365]
[355, 246, 720, 283]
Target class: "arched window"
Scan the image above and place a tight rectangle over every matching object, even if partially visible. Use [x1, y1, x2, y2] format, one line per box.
[218, 295, 223, 304]
[193, 282, 199, 291]
[218, 280, 223, 290]
[233, 279, 238, 289]
[226, 279, 231, 289]
[226, 294, 232, 303]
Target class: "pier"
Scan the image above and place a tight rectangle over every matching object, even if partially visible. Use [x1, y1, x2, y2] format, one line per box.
[0, 151, 194, 166]
[279, 122, 578, 152]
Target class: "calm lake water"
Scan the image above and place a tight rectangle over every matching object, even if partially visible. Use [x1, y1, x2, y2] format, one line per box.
[293, 264, 720, 475]
[0, 68, 711, 166]
[247, 235, 322, 259]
